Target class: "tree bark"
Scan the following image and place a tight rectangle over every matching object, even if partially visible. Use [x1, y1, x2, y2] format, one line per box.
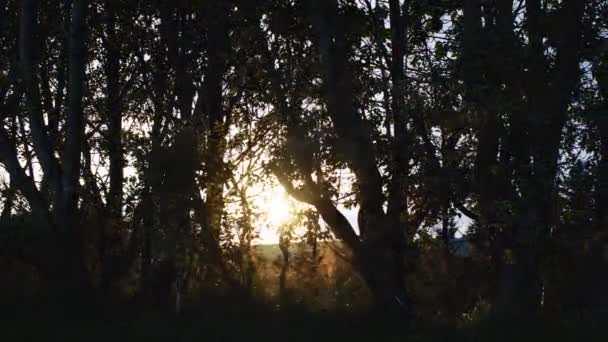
[387, 0, 409, 239]
[273, 0, 415, 316]
[0, 127, 51, 223]
[104, 0, 123, 231]
[494, 0, 586, 318]
[203, 2, 230, 240]
[589, 45, 608, 314]
[98, 0, 124, 295]
[279, 232, 290, 304]
[58, 0, 89, 297]
[19, 0, 62, 203]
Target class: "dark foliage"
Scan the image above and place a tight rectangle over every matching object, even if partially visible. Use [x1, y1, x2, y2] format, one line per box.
[0, 0, 607, 338]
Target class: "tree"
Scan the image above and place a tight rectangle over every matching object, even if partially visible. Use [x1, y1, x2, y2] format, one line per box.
[461, 0, 587, 317]
[0, 0, 90, 295]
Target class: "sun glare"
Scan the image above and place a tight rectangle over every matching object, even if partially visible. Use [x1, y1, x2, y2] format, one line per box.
[267, 191, 291, 227]
[252, 185, 297, 245]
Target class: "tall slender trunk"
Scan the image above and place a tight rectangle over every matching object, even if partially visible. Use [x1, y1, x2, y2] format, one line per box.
[591, 120, 608, 312]
[589, 54, 608, 313]
[279, 234, 290, 304]
[99, 0, 124, 294]
[204, 2, 230, 239]
[140, 106, 164, 300]
[58, 0, 89, 296]
[387, 0, 408, 225]
[104, 0, 123, 231]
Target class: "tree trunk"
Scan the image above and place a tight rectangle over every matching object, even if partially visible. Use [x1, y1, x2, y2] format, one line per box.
[355, 232, 411, 316]
[300, 0, 414, 316]
[386, 0, 409, 227]
[203, 2, 230, 239]
[140, 105, 164, 301]
[279, 234, 290, 305]
[97, 0, 125, 295]
[589, 51, 608, 314]
[459, 0, 585, 319]
[590, 119, 608, 314]
[58, 0, 89, 298]
[19, 0, 62, 197]
[104, 0, 123, 234]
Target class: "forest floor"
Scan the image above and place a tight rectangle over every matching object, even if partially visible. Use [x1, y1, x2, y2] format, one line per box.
[1, 294, 605, 342]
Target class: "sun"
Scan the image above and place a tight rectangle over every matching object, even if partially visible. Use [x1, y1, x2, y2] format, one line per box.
[247, 181, 317, 245]
[252, 185, 297, 245]
[266, 189, 291, 227]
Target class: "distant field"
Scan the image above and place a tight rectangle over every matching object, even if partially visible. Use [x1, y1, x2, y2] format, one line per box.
[250, 242, 370, 309]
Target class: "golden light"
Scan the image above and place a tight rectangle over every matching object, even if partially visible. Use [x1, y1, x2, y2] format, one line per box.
[266, 188, 291, 227]
[251, 184, 305, 245]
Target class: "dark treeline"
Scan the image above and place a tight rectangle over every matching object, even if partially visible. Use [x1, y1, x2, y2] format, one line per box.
[0, 0, 607, 337]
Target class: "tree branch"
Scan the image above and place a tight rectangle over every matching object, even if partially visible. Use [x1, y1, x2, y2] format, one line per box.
[19, 0, 62, 189]
[0, 126, 52, 225]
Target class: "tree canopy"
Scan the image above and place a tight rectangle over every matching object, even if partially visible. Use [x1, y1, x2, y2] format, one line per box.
[0, 0, 607, 328]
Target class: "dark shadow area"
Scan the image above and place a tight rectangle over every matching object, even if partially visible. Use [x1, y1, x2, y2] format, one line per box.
[1, 0, 607, 340]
